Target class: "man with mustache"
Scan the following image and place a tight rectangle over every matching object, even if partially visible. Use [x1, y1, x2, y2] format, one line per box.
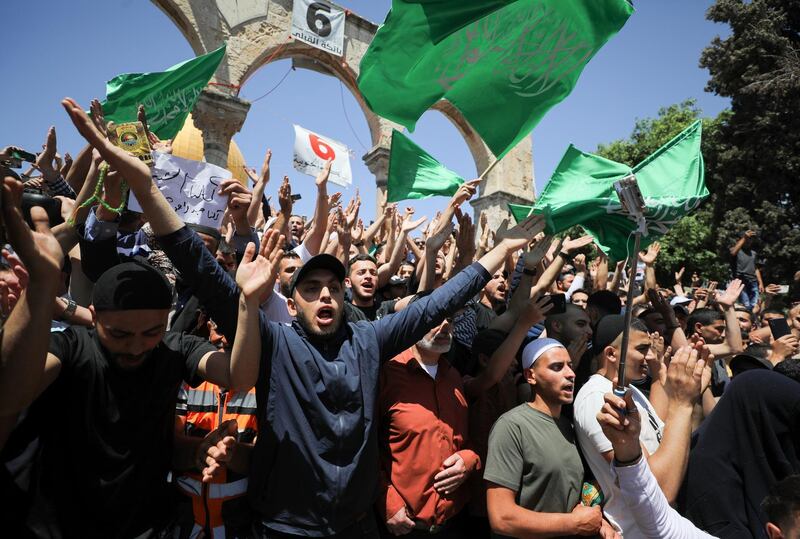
[377, 311, 478, 537]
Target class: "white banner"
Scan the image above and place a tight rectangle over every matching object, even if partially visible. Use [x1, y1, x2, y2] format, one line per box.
[128, 152, 230, 229]
[290, 0, 345, 57]
[293, 125, 352, 187]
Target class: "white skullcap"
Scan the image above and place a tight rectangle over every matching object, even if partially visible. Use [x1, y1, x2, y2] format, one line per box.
[521, 338, 566, 370]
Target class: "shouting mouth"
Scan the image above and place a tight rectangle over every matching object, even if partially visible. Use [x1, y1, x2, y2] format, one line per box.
[316, 306, 335, 327]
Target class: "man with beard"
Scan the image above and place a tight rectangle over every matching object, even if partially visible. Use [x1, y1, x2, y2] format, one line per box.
[475, 269, 508, 328]
[377, 314, 478, 538]
[573, 316, 703, 538]
[485, 339, 614, 538]
[544, 305, 593, 364]
[0, 173, 238, 537]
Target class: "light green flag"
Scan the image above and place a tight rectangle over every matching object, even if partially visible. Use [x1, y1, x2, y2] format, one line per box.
[387, 130, 464, 202]
[523, 120, 707, 261]
[102, 44, 226, 139]
[359, 0, 633, 158]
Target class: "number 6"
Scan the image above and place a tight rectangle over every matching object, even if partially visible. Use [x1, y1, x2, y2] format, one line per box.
[307, 2, 332, 37]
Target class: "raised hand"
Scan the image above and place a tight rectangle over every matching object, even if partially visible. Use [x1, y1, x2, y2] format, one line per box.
[89, 99, 109, 138]
[522, 234, 552, 269]
[639, 241, 661, 265]
[675, 266, 685, 284]
[561, 234, 593, 254]
[573, 253, 587, 273]
[219, 179, 252, 224]
[278, 176, 292, 215]
[425, 216, 454, 253]
[647, 332, 671, 386]
[596, 390, 642, 463]
[62, 98, 153, 192]
[315, 158, 331, 188]
[235, 229, 285, 300]
[497, 214, 546, 252]
[1, 178, 63, 279]
[451, 179, 481, 207]
[568, 332, 589, 365]
[716, 279, 744, 308]
[401, 213, 427, 234]
[34, 126, 60, 183]
[663, 346, 705, 407]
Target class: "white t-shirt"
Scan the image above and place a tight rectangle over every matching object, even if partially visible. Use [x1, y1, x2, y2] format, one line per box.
[573, 375, 665, 538]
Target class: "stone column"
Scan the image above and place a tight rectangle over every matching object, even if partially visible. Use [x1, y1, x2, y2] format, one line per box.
[470, 136, 536, 237]
[363, 144, 391, 219]
[192, 89, 251, 168]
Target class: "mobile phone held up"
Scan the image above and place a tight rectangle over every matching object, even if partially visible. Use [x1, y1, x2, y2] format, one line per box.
[545, 293, 567, 315]
[768, 317, 792, 340]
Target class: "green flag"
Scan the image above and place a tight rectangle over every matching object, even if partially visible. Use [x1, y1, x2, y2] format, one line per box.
[532, 120, 707, 261]
[102, 44, 226, 140]
[359, 0, 633, 158]
[387, 130, 464, 202]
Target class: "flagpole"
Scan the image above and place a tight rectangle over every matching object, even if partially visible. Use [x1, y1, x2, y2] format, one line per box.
[478, 158, 500, 181]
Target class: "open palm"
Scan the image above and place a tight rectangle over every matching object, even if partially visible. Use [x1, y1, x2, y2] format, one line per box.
[236, 229, 284, 299]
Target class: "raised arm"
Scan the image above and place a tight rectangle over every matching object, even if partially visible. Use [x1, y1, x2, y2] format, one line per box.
[377, 212, 426, 288]
[301, 160, 332, 256]
[246, 149, 272, 227]
[706, 279, 745, 358]
[374, 215, 545, 361]
[729, 230, 753, 257]
[0, 178, 65, 415]
[230, 230, 283, 391]
[465, 295, 551, 398]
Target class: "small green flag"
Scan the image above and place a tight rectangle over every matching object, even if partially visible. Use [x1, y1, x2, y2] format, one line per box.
[102, 44, 227, 140]
[359, 0, 633, 158]
[531, 120, 707, 261]
[387, 130, 464, 202]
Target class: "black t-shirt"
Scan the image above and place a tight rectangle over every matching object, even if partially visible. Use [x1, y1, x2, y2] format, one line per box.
[31, 327, 213, 538]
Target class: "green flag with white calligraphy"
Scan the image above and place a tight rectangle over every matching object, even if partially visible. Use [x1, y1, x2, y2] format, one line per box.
[517, 120, 707, 261]
[102, 44, 226, 139]
[358, 0, 633, 158]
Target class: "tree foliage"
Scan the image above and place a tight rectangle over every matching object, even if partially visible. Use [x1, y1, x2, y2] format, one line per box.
[589, 0, 800, 285]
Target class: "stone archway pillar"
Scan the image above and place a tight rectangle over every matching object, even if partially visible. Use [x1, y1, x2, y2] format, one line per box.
[363, 144, 390, 216]
[470, 136, 535, 239]
[192, 89, 251, 167]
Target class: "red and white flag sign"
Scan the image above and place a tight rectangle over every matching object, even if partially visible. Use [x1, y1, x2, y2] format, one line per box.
[292, 125, 352, 187]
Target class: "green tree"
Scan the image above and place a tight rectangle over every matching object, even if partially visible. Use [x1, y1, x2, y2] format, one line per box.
[701, 0, 800, 283]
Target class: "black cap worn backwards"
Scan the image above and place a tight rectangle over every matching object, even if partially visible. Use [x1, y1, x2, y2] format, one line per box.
[289, 254, 346, 296]
[92, 259, 173, 312]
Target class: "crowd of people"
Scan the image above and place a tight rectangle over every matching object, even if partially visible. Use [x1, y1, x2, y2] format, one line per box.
[0, 97, 799, 539]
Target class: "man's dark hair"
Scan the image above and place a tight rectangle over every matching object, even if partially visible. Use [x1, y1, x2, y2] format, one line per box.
[571, 288, 590, 299]
[762, 307, 787, 318]
[348, 254, 378, 275]
[216, 238, 234, 257]
[774, 359, 800, 384]
[471, 329, 511, 361]
[761, 475, 800, 532]
[744, 343, 771, 360]
[686, 308, 724, 335]
[587, 290, 622, 318]
[734, 304, 754, 320]
[281, 251, 301, 262]
[544, 304, 586, 336]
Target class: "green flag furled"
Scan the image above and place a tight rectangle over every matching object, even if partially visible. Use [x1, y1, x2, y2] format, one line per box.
[358, 0, 633, 159]
[529, 120, 707, 261]
[387, 130, 464, 202]
[102, 44, 226, 140]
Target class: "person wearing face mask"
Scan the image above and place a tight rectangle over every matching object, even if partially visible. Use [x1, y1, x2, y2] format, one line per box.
[573, 315, 705, 538]
[377, 313, 478, 538]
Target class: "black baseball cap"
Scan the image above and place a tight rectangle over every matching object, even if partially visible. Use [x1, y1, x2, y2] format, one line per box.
[289, 254, 346, 296]
[730, 353, 773, 376]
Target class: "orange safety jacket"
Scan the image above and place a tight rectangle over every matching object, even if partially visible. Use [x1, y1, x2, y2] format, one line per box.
[175, 381, 258, 538]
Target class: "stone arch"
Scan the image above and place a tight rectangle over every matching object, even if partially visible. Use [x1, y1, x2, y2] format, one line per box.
[150, 0, 534, 227]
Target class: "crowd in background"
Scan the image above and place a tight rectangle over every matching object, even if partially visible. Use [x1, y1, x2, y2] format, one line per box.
[0, 97, 799, 539]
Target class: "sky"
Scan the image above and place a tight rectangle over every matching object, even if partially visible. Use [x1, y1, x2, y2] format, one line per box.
[2, 0, 730, 223]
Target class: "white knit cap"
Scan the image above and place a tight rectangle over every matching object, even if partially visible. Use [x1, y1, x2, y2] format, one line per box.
[521, 338, 566, 370]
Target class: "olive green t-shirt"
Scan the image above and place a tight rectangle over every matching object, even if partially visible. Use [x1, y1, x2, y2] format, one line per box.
[484, 404, 584, 534]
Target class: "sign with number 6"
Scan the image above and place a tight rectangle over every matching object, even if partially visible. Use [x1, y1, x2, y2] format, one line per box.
[293, 125, 352, 187]
[291, 0, 345, 57]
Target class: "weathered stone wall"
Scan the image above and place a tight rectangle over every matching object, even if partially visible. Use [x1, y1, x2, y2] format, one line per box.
[152, 0, 535, 233]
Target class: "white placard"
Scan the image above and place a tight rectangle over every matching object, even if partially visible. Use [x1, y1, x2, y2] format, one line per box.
[292, 125, 352, 187]
[291, 0, 345, 57]
[128, 152, 230, 228]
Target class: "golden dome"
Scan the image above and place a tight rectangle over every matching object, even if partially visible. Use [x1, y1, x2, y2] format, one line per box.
[171, 114, 248, 183]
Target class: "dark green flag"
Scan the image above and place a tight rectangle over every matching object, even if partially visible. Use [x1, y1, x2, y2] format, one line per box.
[102, 44, 226, 139]
[359, 0, 633, 158]
[387, 130, 464, 202]
[526, 120, 707, 261]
